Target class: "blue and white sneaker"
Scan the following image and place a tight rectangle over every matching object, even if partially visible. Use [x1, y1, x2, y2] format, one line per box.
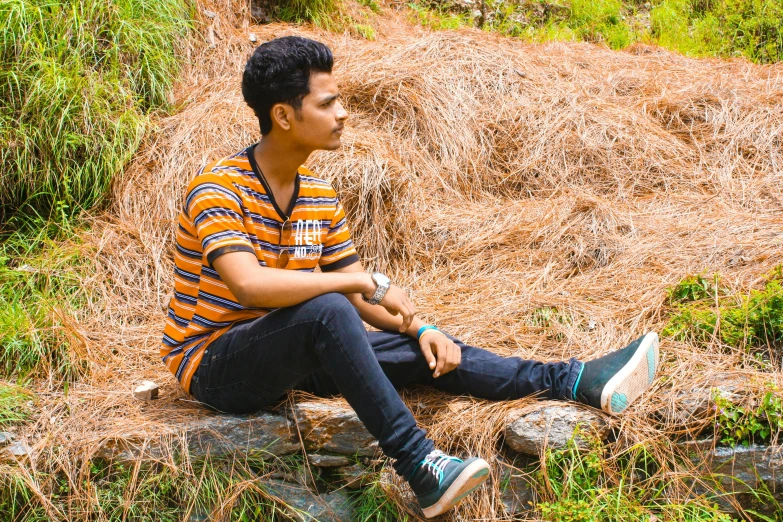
[573, 332, 660, 415]
[408, 449, 490, 518]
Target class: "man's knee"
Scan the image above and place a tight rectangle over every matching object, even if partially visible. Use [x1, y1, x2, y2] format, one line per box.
[308, 292, 351, 308]
[306, 293, 362, 327]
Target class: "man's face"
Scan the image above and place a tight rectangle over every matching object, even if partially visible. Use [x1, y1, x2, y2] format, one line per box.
[288, 72, 348, 151]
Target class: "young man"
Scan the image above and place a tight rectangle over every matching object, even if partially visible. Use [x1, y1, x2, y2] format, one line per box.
[161, 36, 660, 518]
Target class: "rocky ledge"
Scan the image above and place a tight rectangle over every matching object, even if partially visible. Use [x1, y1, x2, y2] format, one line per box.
[3, 376, 778, 519]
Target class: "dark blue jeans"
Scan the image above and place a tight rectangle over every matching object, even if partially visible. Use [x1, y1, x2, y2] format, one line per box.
[190, 293, 582, 480]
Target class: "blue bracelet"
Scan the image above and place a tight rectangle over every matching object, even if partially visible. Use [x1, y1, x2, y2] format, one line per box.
[417, 325, 439, 340]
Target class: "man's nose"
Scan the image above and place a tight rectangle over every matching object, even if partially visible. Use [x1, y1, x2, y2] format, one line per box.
[335, 101, 348, 122]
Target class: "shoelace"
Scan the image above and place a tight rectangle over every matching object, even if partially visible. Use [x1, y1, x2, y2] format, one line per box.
[419, 450, 463, 484]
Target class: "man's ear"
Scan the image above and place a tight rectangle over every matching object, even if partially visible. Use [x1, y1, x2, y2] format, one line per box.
[271, 103, 292, 131]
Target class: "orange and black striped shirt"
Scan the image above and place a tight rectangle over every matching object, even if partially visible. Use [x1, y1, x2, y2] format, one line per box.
[161, 145, 359, 394]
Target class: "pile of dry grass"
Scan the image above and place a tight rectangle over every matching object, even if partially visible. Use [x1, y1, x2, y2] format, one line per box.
[6, 0, 783, 519]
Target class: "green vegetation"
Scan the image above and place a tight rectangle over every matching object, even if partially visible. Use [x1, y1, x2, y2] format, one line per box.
[351, 473, 409, 522]
[663, 267, 783, 356]
[277, 0, 341, 26]
[409, 1, 473, 29]
[0, 455, 298, 521]
[651, 0, 783, 62]
[713, 384, 783, 447]
[535, 430, 737, 521]
[0, 229, 91, 382]
[0, 382, 34, 427]
[0, 453, 401, 521]
[275, 0, 380, 39]
[0, 0, 192, 228]
[408, 0, 783, 63]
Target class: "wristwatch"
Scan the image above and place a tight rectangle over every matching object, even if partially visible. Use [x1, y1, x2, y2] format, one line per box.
[362, 272, 391, 305]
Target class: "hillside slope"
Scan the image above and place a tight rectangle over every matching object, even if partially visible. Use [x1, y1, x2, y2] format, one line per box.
[2, 0, 783, 519]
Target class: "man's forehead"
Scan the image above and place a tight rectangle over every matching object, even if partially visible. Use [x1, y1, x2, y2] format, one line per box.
[308, 71, 339, 95]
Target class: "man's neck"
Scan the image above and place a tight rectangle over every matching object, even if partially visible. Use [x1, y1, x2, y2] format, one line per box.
[253, 134, 311, 188]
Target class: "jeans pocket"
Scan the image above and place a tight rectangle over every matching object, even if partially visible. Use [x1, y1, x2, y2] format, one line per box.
[202, 380, 272, 414]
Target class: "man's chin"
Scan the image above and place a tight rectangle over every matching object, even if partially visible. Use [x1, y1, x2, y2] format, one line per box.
[321, 139, 342, 151]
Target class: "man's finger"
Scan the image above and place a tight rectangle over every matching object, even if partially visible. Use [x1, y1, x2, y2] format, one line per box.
[434, 340, 447, 378]
[442, 342, 459, 375]
[420, 340, 436, 371]
[406, 298, 416, 318]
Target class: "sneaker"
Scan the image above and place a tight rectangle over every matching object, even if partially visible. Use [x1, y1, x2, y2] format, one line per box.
[573, 331, 660, 415]
[408, 449, 490, 518]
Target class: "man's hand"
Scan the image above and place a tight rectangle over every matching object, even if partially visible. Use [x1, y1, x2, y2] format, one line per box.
[365, 284, 416, 333]
[419, 331, 462, 378]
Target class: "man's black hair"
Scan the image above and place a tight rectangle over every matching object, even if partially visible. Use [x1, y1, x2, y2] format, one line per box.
[242, 36, 334, 135]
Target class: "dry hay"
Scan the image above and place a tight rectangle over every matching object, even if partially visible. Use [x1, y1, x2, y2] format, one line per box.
[6, 0, 783, 519]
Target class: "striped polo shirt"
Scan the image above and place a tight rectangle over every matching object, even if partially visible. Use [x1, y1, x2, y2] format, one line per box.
[161, 144, 360, 394]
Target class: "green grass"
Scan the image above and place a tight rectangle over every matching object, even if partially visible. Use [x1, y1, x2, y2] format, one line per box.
[0, 455, 303, 521]
[408, 1, 473, 30]
[0, 454, 404, 521]
[652, 0, 783, 62]
[0, 0, 193, 228]
[534, 430, 740, 521]
[276, 0, 381, 38]
[0, 227, 91, 382]
[277, 0, 342, 27]
[662, 267, 783, 357]
[0, 381, 34, 428]
[350, 471, 408, 522]
[713, 383, 783, 447]
[408, 0, 783, 63]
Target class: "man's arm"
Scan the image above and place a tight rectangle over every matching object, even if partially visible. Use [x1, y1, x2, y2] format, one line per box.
[332, 261, 424, 336]
[333, 261, 462, 378]
[212, 252, 416, 332]
[213, 251, 374, 308]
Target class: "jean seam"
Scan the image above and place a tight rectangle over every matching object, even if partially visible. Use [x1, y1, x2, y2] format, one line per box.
[210, 319, 328, 363]
[565, 358, 584, 401]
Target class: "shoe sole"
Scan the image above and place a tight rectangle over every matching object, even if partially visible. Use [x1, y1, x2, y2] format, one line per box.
[600, 332, 659, 415]
[421, 459, 490, 518]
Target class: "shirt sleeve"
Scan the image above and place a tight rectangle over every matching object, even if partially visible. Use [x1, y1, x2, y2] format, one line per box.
[186, 173, 255, 268]
[319, 192, 360, 272]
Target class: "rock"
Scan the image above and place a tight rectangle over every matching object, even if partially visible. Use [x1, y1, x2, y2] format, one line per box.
[94, 401, 382, 462]
[669, 373, 749, 427]
[336, 463, 374, 489]
[681, 439, 783, 517]
[133, 380, 159, 401]
[5, 441, 31, 457]
[203, 9, 216, 19]
[250, 5, 270, 24]
[249, 33, 258, 43]
[499, 470, 536, 516]
[97, 412, 298, 461]
[263, 480, 354, 521]
[293, 402, 378, 456]
[189, 412, 299, 458]
[0, 432, 15, 446]
[186, 511, 211, 522]
[504, 402, 608, 456]
[307, 453, 351, 467]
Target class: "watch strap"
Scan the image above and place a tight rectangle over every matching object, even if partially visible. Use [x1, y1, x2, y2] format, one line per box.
[363, 272, 390, 305]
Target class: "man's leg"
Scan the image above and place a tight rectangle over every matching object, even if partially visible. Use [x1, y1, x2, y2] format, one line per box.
[375, 331, 582, 400]
[298, 330, 582, 401]
[189, 293, 433, 480]
[299, 329, 660, 415]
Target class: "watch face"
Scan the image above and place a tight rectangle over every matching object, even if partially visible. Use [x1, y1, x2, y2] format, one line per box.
[373, 273, 391, 287]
